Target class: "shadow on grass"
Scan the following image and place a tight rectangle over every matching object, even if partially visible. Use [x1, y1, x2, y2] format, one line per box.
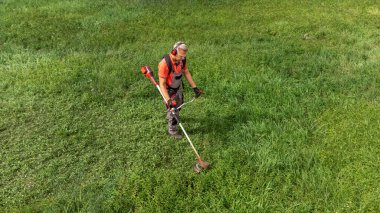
[181, 108, 250, 142]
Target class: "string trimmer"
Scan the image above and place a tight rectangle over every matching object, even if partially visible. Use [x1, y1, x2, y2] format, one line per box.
[140, 65, 210, 173]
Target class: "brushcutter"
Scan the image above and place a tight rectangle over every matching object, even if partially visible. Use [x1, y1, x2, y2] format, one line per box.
[140, 65, 210, 173]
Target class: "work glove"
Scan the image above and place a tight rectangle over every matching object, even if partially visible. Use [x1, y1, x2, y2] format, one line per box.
[193, 87, 203, 98]
[166, 98, 177, 109]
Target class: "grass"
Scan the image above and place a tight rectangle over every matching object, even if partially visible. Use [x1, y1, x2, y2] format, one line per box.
[1, 0, 380, 211]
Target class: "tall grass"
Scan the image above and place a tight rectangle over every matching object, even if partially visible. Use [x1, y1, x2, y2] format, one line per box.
[1, 0, 379, 211]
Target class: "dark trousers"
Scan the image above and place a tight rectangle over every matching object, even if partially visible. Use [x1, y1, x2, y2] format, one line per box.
[166, 85, 183, 134]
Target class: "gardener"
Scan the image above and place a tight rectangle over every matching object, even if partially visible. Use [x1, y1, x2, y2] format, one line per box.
[158, 41, 202, 139]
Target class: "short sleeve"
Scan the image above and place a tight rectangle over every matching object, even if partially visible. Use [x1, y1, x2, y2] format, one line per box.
[158, 59, 169, 78]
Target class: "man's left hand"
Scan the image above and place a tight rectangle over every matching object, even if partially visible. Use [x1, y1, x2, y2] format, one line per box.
[193, 87, 203, 98]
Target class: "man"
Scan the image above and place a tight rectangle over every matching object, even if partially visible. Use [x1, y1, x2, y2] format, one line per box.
[158, 41, 202, 139]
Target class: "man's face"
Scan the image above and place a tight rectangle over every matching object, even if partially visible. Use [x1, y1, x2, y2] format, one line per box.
[174, 49, 187, 62]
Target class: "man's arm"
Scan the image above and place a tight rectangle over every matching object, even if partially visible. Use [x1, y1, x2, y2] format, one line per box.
[184, 68, 197, 88]
[159, 77, 170, 102]
[184, 67, 203, 97]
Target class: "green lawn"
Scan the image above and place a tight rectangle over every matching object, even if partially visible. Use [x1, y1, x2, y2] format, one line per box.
[1, 0, 379, 211]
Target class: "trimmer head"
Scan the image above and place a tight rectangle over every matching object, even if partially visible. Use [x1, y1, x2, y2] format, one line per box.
[193, 159, 210, 173]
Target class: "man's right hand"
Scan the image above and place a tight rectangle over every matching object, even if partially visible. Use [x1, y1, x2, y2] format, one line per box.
[167, 98, 177, 109]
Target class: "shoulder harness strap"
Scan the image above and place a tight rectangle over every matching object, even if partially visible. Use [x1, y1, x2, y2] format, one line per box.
[163, 54, 173, 75]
